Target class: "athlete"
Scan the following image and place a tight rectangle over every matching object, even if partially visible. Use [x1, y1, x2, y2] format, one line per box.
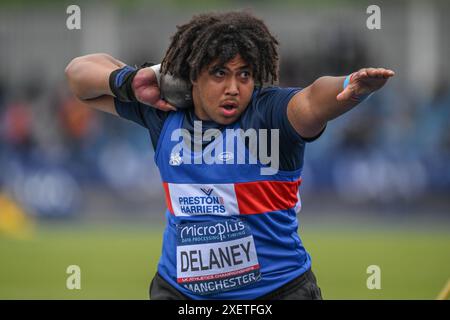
[65, 11, 394, 300]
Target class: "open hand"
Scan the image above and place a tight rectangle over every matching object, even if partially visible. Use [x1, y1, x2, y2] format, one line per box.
[336, 68, 395, 101]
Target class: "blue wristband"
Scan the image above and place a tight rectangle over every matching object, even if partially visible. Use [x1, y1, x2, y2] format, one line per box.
[343, 73, 372, 102]
[343, 74, 352, 89]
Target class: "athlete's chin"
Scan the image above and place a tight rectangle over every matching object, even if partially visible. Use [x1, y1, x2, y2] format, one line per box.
[213, 114, 240, 125]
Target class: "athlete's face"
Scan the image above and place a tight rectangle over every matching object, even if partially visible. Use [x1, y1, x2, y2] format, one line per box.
[191, 54, 255, 125]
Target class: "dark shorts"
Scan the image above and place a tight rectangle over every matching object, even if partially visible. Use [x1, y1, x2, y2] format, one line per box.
[149, 269, 323, 300]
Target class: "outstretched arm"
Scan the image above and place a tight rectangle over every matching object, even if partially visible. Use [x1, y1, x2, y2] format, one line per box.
[287, 68, 395, 139]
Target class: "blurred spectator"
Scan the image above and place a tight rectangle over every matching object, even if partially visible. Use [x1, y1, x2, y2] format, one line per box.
[1, 100, 34, 154]
[58, 94, 99, 148]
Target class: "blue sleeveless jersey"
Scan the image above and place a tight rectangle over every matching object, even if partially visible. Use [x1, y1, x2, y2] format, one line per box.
[153, 109, 311, 300]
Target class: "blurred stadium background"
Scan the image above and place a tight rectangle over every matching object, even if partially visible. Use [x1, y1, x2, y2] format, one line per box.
[0, 0, 449, 299]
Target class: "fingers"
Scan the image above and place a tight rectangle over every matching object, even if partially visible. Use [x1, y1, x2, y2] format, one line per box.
[137, 87, 177, 111]
[352, 69, 368, 82]
[356, 68, 395, 80]
[154, 99, 177, 112]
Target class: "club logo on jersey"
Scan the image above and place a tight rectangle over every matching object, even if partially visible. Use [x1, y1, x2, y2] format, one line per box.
[178, 187, 225, 214]
[200, 188, 213, 196]
[217, 151, 234, 163]
[169, 152, 183, 166]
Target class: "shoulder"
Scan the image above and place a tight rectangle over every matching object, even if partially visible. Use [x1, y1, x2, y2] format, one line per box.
[251, 86, 302, 107]
[241, 86, 302, 130]
[241, 87, 308, 172]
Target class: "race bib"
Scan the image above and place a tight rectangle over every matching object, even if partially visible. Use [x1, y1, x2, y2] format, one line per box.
[176, 219, 261, 295]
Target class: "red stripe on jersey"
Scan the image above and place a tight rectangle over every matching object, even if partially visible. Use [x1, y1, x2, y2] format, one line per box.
[162, 182, 174, 214]
[235, 178, 302, 215]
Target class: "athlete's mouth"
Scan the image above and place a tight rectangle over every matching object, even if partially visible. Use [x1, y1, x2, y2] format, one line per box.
[220, 101, 238, 110]
[222, 105, 235, 110]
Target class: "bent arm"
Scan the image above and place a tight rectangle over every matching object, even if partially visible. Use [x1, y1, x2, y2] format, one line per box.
[79, 95, 117, 116]
[65, 53, 127, 114]
[65, 53, 175, 114]
[65, 53, 126, 100]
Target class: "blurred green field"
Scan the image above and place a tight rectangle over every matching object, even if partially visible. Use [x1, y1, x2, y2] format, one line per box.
[0, 221, 449, 299]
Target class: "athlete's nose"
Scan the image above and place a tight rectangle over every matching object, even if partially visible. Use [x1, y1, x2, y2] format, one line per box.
[225, 77, 239, 96]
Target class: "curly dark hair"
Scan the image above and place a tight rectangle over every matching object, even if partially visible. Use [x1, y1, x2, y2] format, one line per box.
[161, 11, 279, 86]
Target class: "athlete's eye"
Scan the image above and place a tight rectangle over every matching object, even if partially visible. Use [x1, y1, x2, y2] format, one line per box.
[214, 69, 226, 78]
[240, 71, 251, 79]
